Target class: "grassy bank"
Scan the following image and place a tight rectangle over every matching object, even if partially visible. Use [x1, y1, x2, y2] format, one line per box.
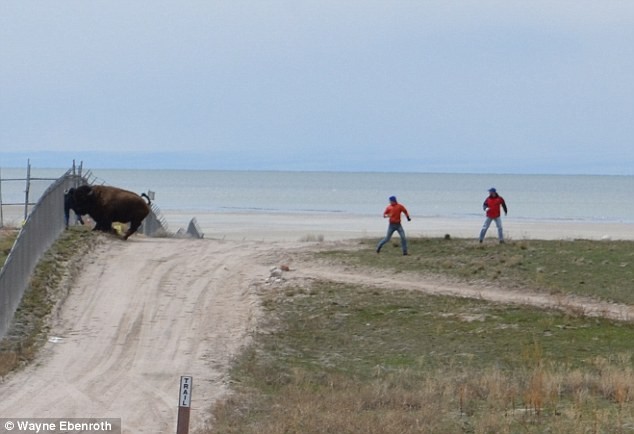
[323, 238, 634, 304]
[0, 227, 99, 377]
[0, 227, 19, 266]
[209, 237, 634, 433]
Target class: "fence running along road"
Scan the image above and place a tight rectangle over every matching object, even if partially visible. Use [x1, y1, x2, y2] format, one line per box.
[0, 164, 168, 339]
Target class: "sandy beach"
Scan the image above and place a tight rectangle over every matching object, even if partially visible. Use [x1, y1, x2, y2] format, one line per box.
[162, 210, 634, 242]
[3, 203, 634, 242]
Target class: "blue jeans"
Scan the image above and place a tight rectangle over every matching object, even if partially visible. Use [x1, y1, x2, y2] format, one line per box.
[377, 223, 408, 254]
[479, 217, 504, 241]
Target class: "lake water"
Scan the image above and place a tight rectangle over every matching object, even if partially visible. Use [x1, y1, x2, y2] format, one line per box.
[2, 168, 633, 224]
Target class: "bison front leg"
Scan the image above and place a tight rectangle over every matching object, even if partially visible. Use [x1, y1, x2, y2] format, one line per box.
[94, 219, 116, 234]
[92, 220, 107, 232]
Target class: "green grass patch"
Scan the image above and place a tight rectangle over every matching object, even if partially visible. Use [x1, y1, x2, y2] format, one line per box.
[320, 237, 634, 304]
[209, 238, 634, 433]
[256, 282, 634, 374]
[0, 227, 100, 377]
[0, 227, 19, 266]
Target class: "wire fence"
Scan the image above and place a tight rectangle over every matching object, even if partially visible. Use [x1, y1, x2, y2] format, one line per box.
[0, 164, 59, 228]
[0, 165, 169, 339]
[0, 171, 79, 338]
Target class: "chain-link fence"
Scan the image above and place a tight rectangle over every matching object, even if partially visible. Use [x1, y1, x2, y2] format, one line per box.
[0, 169, 168, 339]
[0, 171, 80, 338]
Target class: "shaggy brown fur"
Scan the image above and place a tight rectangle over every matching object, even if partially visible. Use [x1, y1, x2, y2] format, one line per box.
[73, 185, 151, 240]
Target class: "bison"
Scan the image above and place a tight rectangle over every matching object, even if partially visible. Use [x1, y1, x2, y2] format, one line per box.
[63, 187, 85, 229]
[72, 185, 151, 240]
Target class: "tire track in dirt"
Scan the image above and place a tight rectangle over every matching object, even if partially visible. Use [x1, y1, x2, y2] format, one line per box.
[289, 257, 634, 323]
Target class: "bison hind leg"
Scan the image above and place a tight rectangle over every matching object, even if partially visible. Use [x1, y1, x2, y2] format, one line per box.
[123, 220, 143, 240]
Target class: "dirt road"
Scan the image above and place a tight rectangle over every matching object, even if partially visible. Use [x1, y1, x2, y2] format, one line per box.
[1, 236, 632, 433]
[0, 237, 275, 433]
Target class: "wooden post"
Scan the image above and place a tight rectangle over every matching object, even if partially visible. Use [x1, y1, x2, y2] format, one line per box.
[176, 376, 192, 434]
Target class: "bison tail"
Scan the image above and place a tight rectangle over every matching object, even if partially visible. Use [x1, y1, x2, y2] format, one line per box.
[141, 193, 152, 205]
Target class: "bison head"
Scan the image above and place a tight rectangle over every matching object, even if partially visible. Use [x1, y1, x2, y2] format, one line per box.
[72, 185, 97, 215]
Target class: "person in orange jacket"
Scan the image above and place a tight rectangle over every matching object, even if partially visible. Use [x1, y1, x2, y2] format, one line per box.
[376, 195, 411, 255]
[479, 187, 508, 243]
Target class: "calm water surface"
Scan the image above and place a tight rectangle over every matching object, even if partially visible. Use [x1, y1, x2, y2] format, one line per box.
[1, 168, 633, 223]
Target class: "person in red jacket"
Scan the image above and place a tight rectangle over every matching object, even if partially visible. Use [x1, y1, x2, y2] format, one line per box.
[479, 187, 508, 243]
[376, 196, 411, 255]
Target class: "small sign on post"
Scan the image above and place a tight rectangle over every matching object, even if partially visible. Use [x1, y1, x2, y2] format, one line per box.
[176, 376, 193, 434]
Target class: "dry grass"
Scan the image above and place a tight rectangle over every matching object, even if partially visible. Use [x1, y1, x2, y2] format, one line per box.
[299, 234, 325, 242]
[211, 344, 634, 433]
[0, 227, 100, 377]
[206, 244, 634, 433]
[0, 226, 19, 266]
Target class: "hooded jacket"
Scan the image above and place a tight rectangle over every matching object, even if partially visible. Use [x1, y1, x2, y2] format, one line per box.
[483, 194, 507, 219]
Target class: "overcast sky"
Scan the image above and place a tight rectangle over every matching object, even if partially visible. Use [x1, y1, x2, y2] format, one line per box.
[1, 1, 633, 174]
